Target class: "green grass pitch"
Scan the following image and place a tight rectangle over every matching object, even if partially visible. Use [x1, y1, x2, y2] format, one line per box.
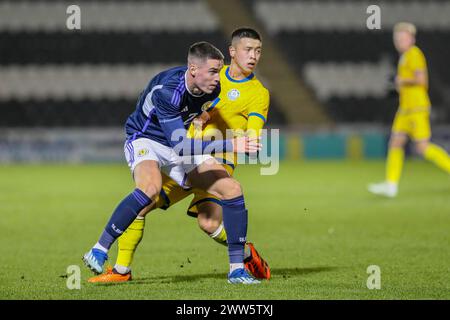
[0, 160, 449, 299]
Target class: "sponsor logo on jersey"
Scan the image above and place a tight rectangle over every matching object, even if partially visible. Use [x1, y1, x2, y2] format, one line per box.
[227, 89, 240, 101]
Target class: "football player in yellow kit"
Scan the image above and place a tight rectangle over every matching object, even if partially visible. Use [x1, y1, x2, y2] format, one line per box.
[369, 22, 450, 198]
[89, 27, 271, 283]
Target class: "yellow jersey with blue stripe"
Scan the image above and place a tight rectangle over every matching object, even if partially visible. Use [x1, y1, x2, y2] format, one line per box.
[397, 45, 431, 111]
[188, 65, 270, 166]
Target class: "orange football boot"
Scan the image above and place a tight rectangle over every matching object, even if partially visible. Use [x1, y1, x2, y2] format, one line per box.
[244, 242, 271, 280]
[88, 266, 132, 283]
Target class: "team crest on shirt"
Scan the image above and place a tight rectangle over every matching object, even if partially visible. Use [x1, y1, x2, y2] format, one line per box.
[227, 89, 240, 101]
[137, 149, 149, 157]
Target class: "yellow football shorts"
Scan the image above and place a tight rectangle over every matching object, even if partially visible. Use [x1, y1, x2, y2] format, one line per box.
[392, 109, 431, 141]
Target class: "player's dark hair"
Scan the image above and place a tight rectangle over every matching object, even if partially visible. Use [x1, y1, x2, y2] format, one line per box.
[231, 27, 262, 43]
[188, 41, 224, 63]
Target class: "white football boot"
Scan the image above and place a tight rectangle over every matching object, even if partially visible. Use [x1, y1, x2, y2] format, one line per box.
[368, 182, 398, 198]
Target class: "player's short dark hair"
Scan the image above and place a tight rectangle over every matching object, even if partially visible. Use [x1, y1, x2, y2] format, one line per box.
[188, 41, 224, 63]
[231, 27, 262, 43]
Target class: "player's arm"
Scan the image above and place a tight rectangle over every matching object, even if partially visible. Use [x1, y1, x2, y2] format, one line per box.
[154, 90, 259, 155]
[193, 111, 211, 131]
[190, 97, 219, 137]
[396, 70, 427, 87]
[396, 50, 428, 87]
[160, 116, 260, 155]
[246, 89, 269, 139]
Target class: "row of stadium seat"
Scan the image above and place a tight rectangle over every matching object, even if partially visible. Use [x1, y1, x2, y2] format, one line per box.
[325, 96, 399, 123]
[0, 99, 136, 127]
[0, 64, 176, 100]
[275, 31, 450, 83]
[4, 0, 447, 33]
[0, 1, 218, 32]
[303, 60, 395, 101]
[5, 30, 447, 84]
[254, 1, 450, 32]
[0, 31, 228, 65]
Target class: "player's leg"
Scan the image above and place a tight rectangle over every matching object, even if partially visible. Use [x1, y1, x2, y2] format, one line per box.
[89, 176, 191, 282]
[413, 113, 450, 174]
[112, 179, 174, 276]
[419, 141, 450, 173]
[83, 138, 164, 274]
[368, 133, 407, 197]
[386, 133, 408, 184]
[195, 200, 227, 246]
[369, 112, 408, 197]
[88, 202, 156, 283]
[186, 162, 231, 246]
[113, 207, 151, 275]
[193, 200, 271, 280]
[107, 168, 234, 282]
[113, 176, 189, 271]
[83, 159, 161, 274]
[187, 159, 259, 284]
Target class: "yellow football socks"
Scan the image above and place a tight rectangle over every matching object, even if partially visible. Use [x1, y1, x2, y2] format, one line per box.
[116, 217, 145, 268]
[386, 147, 404, 184]
[209, 223, 227, 246]
[424, 143, 450, 174]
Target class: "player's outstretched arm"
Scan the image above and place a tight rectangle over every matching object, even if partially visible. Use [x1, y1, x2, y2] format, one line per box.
[159, 115, 261, 156]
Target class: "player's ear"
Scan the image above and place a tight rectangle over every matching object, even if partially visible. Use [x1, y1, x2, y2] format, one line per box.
[229, 45, 236, 58]
[189, 63, 197, 77]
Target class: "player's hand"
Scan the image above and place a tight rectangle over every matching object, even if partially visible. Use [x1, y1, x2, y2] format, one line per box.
[395, 76, 412, 89]
[394, 76, 402, 90]
[199, 111, 211, 123]
[232, 137, 262, 153]
[193, 118, 204, 132]
[193, 111, 210, 131]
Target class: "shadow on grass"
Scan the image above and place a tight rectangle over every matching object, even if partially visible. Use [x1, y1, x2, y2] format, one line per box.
[91, 266, 339, 286]
[272, 266, 339, 278]
[367, 184, 450, 201]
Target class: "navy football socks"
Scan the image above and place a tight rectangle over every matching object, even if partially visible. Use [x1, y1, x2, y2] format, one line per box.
[221, 195, 248, 264]
[98, 188, 152, 251]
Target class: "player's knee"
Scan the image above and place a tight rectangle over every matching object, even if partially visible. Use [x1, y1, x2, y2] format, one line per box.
[221, 179, 242, 200]
[198, 216, 221, 234]
[137, 183, 160, 199]
[389, 137, 406, 149]
[208, 178, 242, 200]
[415, 142, 428, 156]
[138, 202, 155, 218]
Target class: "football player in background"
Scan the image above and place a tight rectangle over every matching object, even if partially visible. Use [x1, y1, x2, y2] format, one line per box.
[369, 22, 450, 198]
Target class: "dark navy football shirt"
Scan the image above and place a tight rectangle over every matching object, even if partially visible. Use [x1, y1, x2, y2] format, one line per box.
[125, 66, 222, 152]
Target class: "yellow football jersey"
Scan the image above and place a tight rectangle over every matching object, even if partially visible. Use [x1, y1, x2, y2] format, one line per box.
[188, 65, 270, 165]
[397, 45, 431, 111]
